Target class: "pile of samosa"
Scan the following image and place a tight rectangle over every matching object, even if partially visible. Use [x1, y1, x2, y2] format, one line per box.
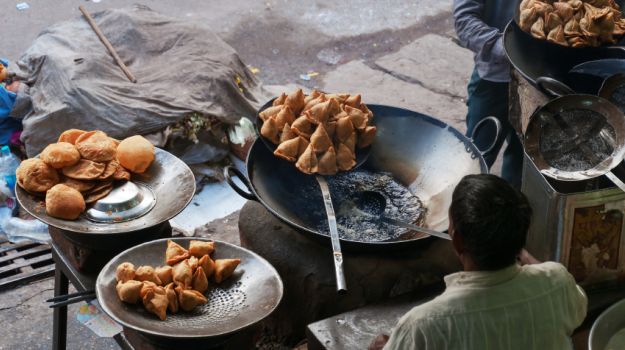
[519, 0, 625, 47]
[259, 89, 376, 175]
[115, 240, 241, 321]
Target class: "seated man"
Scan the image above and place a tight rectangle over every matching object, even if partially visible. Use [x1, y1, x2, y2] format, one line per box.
[370, 174, 587, 350]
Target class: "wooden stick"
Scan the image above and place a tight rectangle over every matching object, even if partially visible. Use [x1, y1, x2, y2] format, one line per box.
[78, 6, 137, 83]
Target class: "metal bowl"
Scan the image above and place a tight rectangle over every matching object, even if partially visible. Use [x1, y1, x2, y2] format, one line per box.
[590, 298, 625, 350]
[16, 147, 195, 234]
[96, 237, 284, 339]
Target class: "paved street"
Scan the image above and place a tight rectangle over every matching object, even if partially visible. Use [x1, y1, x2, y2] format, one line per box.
[0, 1, 496, 349]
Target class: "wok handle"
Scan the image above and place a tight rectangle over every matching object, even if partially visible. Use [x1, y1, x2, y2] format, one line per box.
[536, 77, 575, 98]
[470, 116, 502, 158]
[224, 166, 257, 201]
[606, 172, 625, 194]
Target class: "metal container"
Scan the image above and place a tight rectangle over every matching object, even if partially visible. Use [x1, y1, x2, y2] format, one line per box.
[589, 298, 625, 350]
[522, 155, 625, 289]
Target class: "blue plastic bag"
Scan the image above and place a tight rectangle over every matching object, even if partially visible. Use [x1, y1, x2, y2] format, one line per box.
[0, 88, 20, 145]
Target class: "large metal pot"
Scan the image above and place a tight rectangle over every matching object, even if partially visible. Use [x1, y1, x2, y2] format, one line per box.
[589, 298, 625, 350]
[226, 105, 498, 251]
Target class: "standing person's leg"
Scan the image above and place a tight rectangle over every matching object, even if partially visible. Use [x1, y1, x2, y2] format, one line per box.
[465, 69, 522, 187]
[465, 69, 507, 167]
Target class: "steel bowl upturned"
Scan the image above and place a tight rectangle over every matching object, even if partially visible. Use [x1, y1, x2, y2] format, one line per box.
[589, 298, 625, 350]
[16, 147, 195, 234]
[96, 238, 284, 340]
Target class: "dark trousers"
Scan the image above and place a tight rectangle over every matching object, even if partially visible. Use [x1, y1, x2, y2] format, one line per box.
[466, 69, 523, 188]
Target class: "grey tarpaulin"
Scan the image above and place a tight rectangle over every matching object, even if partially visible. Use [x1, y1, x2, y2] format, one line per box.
[13, 5, 269, 159]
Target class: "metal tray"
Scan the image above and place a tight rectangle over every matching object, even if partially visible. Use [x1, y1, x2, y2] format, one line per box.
[96, 238, 283, 339]
[16, 148, 195, 235]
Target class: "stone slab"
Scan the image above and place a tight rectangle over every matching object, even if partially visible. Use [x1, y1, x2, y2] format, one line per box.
[238, 200, 461, 345]
[374, 34, 474, 99]
[321, 60, 467, 132]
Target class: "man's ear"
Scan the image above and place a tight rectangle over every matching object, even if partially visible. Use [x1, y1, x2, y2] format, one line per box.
[451, 229, 464, 255]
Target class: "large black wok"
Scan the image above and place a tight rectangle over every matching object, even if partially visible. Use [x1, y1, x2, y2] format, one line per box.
[226, 105, 496, 251]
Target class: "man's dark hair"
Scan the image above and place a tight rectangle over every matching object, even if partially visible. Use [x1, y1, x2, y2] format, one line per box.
[449, 174, 532, 271]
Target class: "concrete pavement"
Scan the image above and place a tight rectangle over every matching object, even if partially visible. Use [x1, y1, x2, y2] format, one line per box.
[0, 1, 500, 348]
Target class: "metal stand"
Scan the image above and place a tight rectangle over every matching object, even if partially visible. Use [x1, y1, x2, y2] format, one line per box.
[51, 242, 134, 350]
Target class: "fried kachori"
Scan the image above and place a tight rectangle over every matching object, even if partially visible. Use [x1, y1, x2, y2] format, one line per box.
[75, 131, 117, 162]
[62, 159, 106, 180]
[58, 129, 86, 145]
[45, 184, 86, 220]
[16, 158, 59, 193]
[116, 135, 155, 174]
[40, 142, 81, 169]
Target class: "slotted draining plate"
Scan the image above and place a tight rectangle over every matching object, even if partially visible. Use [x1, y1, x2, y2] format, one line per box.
[96, 237, 283, 339]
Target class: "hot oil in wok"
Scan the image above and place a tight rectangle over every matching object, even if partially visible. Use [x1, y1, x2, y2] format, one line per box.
[302, 171, 427, 242]
[539, 109, 616, 172]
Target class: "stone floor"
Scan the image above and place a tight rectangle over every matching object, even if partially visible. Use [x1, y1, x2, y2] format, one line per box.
[0, 1, 509, 348]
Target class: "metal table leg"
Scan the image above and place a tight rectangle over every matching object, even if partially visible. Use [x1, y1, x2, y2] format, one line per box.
[53, 266, 69, 350]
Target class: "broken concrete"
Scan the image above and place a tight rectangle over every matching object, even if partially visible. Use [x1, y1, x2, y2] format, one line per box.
[374, 34, 474, 99]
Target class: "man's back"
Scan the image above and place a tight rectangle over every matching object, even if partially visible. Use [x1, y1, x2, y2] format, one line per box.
[384, 262, 587, 350]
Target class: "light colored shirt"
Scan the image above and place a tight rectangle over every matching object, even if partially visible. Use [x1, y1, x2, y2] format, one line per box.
[453, 0, 515, 83]
[384, 262, 588, 350]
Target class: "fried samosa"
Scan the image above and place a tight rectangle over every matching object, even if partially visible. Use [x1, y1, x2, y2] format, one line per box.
[326, 121, 337, 140]
[295, 144, 318, 174]
[554, 2, 575, 22]
[198, 255, 216, 280]
[176, 286, 208, 312]
[285, 88, 305, 115]
[192, 266, 209, 293]
[335, 116, 355, 143]
[531, 17, 546, 39]
[358, 126, 377, 148]
[304, 90, 322, 104]
[189, 240, 215, 258]
[336, 143, 357, 171]
[280, 123, 297, 143]
[135, 266, 162, 285]
[303, 94, 327, 112]
[273, 92, 287, 106]
[165, 283, 179, 313]
[187, 256, 199, 271]
[172, 260, 193, 288]
[344, 94, 361, 108]
[155, 266, 173, 286]
[116, 280, 143, 304]
[547, 24, 569, 46]
[310, 123, 333, 152]
[298, 137, 310, 157]
[359, 103, 373, 119]
[259, 105, 282, 122]
[214, 259, 241, 283]
[274, 137, 302, 162]
[166, 240, 190, 266]
[291, 116, 314, 139]
[317, 146, 338, 176]
[274, 106, 295, 129]
[261, 117, 280, 145]
[116, 262, 136, 283]
[520, 8, 538, 31]
[345, 105, 368, 131]
[305, 98, 340, 125]
[142, 287, 168, 320]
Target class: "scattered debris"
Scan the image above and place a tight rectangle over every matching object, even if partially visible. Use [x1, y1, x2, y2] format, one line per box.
[248, 66, 260, 74]
[299, 72, 320, 81]
[16, 2, 29, 10]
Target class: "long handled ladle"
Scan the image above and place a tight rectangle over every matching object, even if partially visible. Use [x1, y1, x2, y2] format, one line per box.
[354, 191, 451, 241]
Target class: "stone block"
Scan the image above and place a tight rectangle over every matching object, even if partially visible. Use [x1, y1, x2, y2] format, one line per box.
[374, 34, 474, 99]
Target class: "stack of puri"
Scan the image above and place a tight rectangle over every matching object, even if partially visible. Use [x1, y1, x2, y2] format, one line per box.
[15, 129, 155, 220]
[115, 240, 241, 320]
[259, 89, 377, 175]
